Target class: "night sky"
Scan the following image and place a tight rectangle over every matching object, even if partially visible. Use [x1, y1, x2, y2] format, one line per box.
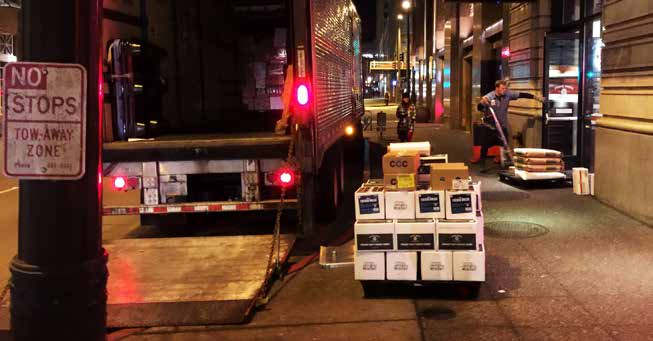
[353, 0, 376, 43]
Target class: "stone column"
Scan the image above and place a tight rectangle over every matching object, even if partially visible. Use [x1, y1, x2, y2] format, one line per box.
[472, 4, 502, 102]
[443, 3, 460, 129]
[595, 0, 653, 221]
[505, 0, 550, 147]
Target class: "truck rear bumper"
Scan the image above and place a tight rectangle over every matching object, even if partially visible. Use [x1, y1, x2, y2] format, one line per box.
[103, 199, 298, 216]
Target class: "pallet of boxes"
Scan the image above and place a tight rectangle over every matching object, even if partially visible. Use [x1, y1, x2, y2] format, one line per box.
[354, 144, 485, 297]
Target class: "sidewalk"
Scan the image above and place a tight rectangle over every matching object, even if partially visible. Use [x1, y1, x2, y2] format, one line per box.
[115, 125, 653, 341]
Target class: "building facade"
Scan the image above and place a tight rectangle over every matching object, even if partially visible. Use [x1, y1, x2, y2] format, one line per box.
[383, 0, 651, 221]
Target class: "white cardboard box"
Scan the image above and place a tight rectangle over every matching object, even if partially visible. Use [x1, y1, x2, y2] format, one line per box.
[472, 181, 482, 211]
[437, 219, 478, 250]
[573, 167, 590, 195]
[453, 245, 485, 282]
[355, 219, 395, 252]
[395, 219, 436, 250]
[445, 190, 477, 220]
[354, 185, 385, 220]
[386, 251, 418, 281]
[476, 211, 485, 246]
[415, 189, 446, 219]
[355, 252, 385, 280]
[385, 190, 416, 220]
[421, 250, 453, 281]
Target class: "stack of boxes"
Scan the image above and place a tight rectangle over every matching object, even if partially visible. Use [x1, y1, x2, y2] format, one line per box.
[355, 146, 485, 283]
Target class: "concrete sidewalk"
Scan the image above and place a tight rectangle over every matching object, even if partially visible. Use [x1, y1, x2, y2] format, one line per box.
[115, 125, 653, 341]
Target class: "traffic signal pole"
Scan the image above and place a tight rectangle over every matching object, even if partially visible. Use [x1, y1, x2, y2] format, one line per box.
[10, 1, 107, 340]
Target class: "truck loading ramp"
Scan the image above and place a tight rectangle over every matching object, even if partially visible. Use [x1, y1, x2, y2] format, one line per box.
[0, 234, 295, 330]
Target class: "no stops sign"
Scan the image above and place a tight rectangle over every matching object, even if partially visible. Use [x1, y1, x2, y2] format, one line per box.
[2, 62, 87, 180]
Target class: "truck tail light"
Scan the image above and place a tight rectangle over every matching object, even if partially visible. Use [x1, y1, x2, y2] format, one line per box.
[295, 79, 311, 108]
[273, 168, 297, 187]
[296, 84, 309, 106]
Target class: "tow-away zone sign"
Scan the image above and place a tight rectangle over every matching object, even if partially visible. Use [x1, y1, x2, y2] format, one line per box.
[3, 62, 87, 180]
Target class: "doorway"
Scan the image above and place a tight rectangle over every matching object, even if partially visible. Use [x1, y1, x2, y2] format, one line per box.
[542, 32, 581, 168]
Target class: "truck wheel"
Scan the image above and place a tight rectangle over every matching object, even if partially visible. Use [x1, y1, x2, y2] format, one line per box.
[316, 146, 341, 222]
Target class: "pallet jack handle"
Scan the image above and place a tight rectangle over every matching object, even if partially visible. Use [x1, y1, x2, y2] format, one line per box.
[486, 106, 514, 165]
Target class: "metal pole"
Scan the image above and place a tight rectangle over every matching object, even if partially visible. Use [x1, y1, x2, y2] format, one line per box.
[406, 12, 411, 96]
[397, 24, 402, 100]
[10, 1, 107, 340]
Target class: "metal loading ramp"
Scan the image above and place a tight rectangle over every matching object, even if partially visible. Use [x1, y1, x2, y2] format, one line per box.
[105, 234, 295, 328]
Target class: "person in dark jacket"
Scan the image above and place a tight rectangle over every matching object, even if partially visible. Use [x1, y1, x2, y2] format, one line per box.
[476, 79, 545, 172]
[396, 92, 411, 142]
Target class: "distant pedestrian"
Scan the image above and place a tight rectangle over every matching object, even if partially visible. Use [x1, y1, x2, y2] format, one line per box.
[396, 92, 411, 142]
[384, 92, 390, 106]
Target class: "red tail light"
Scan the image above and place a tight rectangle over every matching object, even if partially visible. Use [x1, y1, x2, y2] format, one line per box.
[295, 79, 311, 108]
[297, 84, 309, 106]
[113, 176, 127, 190]
[273, 168, 296, 187]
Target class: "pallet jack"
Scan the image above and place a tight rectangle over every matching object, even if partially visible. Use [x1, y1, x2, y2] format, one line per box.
[482, 105, 569, 185]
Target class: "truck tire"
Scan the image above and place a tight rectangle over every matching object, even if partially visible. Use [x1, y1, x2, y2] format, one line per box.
[316, 142, 342, 222]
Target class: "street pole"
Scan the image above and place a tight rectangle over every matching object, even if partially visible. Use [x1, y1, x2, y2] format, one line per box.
[406, 12, 411, 97]
[10, 1, 107, 340]
[397, 24, 402, 100]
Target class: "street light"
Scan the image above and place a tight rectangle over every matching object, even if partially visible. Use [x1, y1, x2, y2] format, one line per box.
[397, 13, 404, 20]
[401, 0, 413, 99]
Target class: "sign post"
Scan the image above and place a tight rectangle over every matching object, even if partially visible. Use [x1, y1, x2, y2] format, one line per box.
[7, 1, 106, 340]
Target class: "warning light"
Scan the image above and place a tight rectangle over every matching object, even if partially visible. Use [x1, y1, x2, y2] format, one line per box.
[345, 125, 355, 136]
[113, 176, 126, 190]
[297, 84, 309, 106]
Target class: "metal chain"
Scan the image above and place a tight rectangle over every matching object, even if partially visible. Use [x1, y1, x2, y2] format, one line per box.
[258, 127, 298, 301]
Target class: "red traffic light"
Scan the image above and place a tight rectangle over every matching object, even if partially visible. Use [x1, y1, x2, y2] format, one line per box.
[113, 176, 127, 190]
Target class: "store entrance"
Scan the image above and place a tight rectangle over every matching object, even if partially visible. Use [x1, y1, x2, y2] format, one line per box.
[542, 32, 581, 168]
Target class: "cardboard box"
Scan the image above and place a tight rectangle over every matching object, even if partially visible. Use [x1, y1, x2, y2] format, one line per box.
[445, 190, 477, 220]
[415, 189, 445, 219]
[476, 211, 485, 246]
[589, 173, 595, 196]
[355, 220, 395, 252]
[385, 191, 416, 220]
[418, 154, 448, 183]
[430, 163, 469, 190]
[395, 219, 436, 250]
[573, 167, 590, 195]
[472, 181, 482, 211]
[355, 252, 385, 280]
[453, 246, 485, 282]
[437, 219, 478, 250]
[354, 186, 385, 220]
[421, 251, 453, 281]
[386, 252, 418, 281]
[384, 173, 416, 191]
[383, 151, 420, 174]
